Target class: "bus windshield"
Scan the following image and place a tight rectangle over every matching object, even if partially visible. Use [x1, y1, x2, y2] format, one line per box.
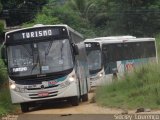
[7, 39, 73, 77]
[85, 42, 102, 74]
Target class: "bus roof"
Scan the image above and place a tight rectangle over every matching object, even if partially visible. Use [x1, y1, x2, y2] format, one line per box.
[85, 36, 136, 41]
[85, 37, 155, 44]
[94, 35, 136, 40]
[101, 38, 155, 44]
[5, 24, 84, 38]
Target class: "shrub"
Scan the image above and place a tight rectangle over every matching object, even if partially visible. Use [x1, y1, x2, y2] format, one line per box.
[0, 59, 7, 87]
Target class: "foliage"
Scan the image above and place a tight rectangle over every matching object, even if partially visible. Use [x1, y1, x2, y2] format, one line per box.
[2, 0, 156, 37]
[96, 62, 160, 109]
[68, 0, 95, 20]
[96, 0, 160, 37]
[1, 0, 160, 37]
[0, 59, 7, 86]
[1, 0, 48, 26]
[24, 0, 96, 38]
[0, 89, 19, 116]
[0, 2, 2, 13]
[0, 21, 4, 35]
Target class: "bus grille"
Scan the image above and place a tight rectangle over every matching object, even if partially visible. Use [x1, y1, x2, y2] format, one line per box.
[29, 91, 58, 99]
[27, 85, 59, 90]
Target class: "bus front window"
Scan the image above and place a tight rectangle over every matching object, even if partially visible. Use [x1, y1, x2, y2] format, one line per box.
[7, 39, 73, 77]
[39, 39, 73, 74]
[87, 50, 102, 74]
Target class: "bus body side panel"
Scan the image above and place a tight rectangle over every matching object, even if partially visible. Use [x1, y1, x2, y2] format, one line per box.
[76, 42, 89, 96]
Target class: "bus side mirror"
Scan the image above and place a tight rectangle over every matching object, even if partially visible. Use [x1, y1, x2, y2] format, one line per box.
[1, 47, 7, 65]
[72, 44, 79, 55]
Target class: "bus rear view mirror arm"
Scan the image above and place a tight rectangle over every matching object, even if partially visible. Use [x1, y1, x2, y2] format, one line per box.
[72, 44, 79, 55]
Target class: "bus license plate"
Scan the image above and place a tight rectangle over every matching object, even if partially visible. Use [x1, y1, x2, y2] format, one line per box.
[38, 92, 49, 97]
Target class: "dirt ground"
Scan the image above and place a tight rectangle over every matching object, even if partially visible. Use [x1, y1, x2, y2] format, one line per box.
[25, 91, 160, 115]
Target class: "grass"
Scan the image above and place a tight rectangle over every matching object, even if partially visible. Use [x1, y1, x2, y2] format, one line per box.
[0, 88, 20, 116]
[0, 58, 18, 116]
[96, 63, 160, 109]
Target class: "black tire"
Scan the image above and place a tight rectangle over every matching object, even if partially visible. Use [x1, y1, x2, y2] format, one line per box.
[82, 78, 89, 102]
[70, 96, 79, 106]
[20, 103, 29, 113]
[81, 93, 88, 102]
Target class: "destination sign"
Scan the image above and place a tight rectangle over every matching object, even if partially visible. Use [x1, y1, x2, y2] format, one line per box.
[13, 28, 60, 40]
[5, 26, 69, 44]
[22, 30, 53, 39]
[85, 42, 100, 50]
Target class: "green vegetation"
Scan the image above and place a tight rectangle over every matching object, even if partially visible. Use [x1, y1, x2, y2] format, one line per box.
[96, 61, 160, 109]
[0, 51, 16, 115]
[0, 89, 19, 116]
[0, 0, 159, 37]
[0, 59, 18, 116]
[0, 59, 7, 87]
[1, 0, 48, 26]
[22, 0, 160, 37]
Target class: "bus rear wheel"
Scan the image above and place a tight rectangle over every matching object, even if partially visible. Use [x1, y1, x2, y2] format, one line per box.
[20, 103, 29, 112]
[70, 96, 79, 106]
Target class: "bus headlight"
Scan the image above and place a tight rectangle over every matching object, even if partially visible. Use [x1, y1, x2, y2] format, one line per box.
[10, 83, 25, 92]
[99, 73, 103, 77]
[68, 76, 76, 82]
[10, 83, 16, 89]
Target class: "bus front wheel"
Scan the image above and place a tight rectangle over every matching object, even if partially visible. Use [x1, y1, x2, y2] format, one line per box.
[70, 96, 79, 106]
[20, 103, 29, 112]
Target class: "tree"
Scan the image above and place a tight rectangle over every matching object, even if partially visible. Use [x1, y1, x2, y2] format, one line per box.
[102, 0, 160, 37]
[26, 1, 96, 38]
[1, 0, 48, 26]
[68, 0, 95, 20]
[0, 1, 4, 35]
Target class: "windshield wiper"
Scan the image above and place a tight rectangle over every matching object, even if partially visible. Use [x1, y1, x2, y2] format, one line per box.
[30, 44, 40, 74]
[45, 41, 53, 56]
[31, 53, 39, 74]
[60, 40, 64, 59]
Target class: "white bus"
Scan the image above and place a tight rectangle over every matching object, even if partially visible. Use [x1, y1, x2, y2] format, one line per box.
[100, 37, 157, 83]
[84, 36, 136, 86]
[1, 24, 90, 112]
[85, 36, 157, 86]
[84, 39, 105, 87]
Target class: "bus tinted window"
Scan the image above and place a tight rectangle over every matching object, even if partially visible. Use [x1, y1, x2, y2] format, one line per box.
[102, 41, 156, 62]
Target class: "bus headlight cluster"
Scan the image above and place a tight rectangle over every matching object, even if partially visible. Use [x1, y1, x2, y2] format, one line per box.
[59, 75, 76, 88]
[59, 81, 71, 88]
[10, 83, 16, 89]
[99, 73, 103, 77]
[68, 76, 75, 82]
[68, 75, 76, 82]
[10, 83, 25, 92]
[90, 73, 103, 81]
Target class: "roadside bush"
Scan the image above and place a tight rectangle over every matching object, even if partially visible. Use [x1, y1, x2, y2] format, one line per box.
[96, 63, 160, 109]
[0, 59, 7, 87]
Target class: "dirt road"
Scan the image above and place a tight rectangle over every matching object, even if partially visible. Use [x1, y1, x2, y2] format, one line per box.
[26, 92, 125, 114]
[23, 90, 160, 115]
